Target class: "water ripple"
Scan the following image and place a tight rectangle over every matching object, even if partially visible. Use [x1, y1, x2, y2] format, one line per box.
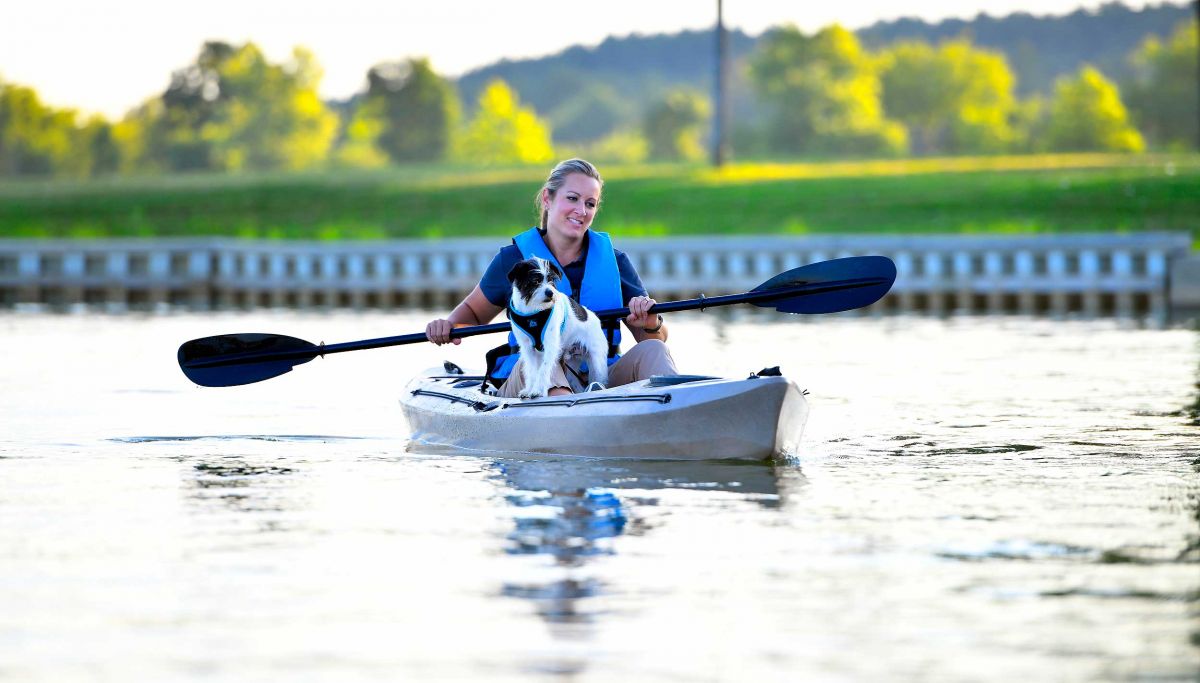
[111, 434, 373, 443]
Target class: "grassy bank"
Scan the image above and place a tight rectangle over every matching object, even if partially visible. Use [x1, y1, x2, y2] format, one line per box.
[0, 154, 1195, 239]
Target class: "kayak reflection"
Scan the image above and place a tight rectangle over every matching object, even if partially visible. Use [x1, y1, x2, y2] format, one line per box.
[492, 457, 784, 633]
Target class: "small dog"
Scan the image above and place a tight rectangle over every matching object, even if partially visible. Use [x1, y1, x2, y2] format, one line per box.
[507, 257, 609, 399]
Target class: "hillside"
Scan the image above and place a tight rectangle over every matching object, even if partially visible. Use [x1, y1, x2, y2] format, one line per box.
[857, 1, 1195, 94]
[456, 29, 757, 143]
[454, 2, 1193, 142]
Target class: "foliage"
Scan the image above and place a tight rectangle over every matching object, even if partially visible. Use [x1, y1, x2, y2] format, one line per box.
[1045, 67, 1145, 152]
[362, 58, 460, 162]
[455, 4, 1190, 146]
[879, 40, 1018, 154]
[332, 97, 390, 169]
[457, 29, 759, 146]
[568, 130, 649, 164]
[749, 25, 908, 156]
[451, 80, 554, 165]
[136, 42, 339, 172]
[1009, 97, 1047, 152]
[0, 81, 74, 176]
[67, 116, 120, 177]
[0, 81, 122, 178]
[0, 6, 1193, 177]
[1125, 19, 1199, 149]
[859, 2, 1192, 95]
[642, 89, 710, 161]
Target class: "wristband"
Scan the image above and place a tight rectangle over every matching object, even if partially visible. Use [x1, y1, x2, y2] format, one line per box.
[643, 314, 664, 333]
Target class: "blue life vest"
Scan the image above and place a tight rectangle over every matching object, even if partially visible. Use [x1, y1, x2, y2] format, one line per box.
[489, 228, 623, 382]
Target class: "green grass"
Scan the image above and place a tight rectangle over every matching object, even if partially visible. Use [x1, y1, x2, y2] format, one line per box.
[0, 154, 1196, 239]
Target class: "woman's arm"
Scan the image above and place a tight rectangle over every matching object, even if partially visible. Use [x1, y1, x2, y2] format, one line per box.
[624, 295, 668, 344]
[426, 285, 505, 345]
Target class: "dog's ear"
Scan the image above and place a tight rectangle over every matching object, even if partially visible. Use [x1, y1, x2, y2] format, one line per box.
[546, 261, 564, 283]
[507, 259, 536, 284]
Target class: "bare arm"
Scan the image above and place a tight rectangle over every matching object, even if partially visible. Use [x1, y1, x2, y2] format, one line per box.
[425, 285, 505, 345]
[623, 295, 668, 344]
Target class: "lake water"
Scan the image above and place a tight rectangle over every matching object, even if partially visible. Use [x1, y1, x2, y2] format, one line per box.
[1, 310, 1197, 682]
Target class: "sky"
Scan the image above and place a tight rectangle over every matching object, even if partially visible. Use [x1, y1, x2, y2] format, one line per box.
[0, 0, 1160, 119]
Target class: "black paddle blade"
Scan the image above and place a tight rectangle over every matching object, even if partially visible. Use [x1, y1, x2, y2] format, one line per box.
[753, 255, 897, 314]
[178, 333, 320, 387]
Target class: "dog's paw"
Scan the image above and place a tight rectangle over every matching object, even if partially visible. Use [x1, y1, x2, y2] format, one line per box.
[518, 389, 542, 400]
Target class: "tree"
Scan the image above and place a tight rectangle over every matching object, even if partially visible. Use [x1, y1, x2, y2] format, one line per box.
[152, 41, 232, 170]
[146, 41, 339, 172]
[880, 39, 1018, 154]
[332, 96, 390, 169]
[0, 81, 75, 176]
[1125, 19, 1199, 149]
[642, 89, 710, 161]
[451, 79, 554, 165]
[61, 116, 120, 177]
[0, 81, 120, 178]
[1044, 66, 1144, 152]
[111, 99, 160, 173]
[748, 25, 907, 156]
[363, 58, 459, 162]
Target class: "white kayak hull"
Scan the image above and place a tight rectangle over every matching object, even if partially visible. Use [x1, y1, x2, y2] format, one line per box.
[399, 370, 809, 460]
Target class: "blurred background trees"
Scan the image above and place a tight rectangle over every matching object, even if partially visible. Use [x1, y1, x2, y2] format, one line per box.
[1045, 67, 1145, 152]
[0, 4, 1195, 178]
[1125, 20, 1199, 149]
[118, 41, 338, 173]
[450, 79, 553, 165]
[879, 40, 1018, 154]
[0, 82, 79, 176]
[364, 58, 459, 163]
[643, 89, 710, 161]
[749, 25, 907, 156]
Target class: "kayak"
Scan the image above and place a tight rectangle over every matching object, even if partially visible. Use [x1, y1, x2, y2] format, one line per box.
[399, 365, 809, 460]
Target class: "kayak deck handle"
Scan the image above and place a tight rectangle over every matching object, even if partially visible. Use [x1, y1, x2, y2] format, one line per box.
[503, 394, 672, 409]
[410, 389, 500, 412]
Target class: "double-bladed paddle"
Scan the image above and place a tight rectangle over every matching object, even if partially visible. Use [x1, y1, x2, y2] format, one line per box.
[178, 255, 896, 388]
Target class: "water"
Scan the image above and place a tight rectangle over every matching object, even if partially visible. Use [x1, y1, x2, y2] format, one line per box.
[1, 310, 1197, 682]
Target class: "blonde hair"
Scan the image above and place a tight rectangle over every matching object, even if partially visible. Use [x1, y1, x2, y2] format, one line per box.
[535, 158, 603, 230]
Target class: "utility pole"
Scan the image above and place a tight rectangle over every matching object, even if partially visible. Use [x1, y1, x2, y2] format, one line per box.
[712, 0, 730, 167]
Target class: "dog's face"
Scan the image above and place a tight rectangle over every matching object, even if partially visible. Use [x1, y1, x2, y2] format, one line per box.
[507, 257, 563, 311]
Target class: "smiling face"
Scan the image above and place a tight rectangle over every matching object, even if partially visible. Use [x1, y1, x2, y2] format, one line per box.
[542, 173, 601, 242]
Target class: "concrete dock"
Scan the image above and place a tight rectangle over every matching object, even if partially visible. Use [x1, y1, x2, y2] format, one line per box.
[0, 233, 1192, 317]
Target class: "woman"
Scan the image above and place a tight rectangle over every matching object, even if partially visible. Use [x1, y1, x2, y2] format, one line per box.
[425, 158, 677, 398]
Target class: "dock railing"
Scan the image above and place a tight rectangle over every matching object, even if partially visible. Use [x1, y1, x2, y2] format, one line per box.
[0, 233, 1191, 316]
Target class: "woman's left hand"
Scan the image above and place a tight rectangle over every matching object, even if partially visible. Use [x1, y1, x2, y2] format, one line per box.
[626, 295, 658, 330]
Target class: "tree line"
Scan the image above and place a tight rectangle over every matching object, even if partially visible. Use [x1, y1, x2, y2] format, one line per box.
[856, 1, 1193, 95]
[0, 18, 1195, 178]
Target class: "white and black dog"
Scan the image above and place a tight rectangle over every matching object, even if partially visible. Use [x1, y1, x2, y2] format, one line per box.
[506, 257, 609, 398]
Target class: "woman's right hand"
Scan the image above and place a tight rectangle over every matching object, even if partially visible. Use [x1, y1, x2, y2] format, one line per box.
[425, 319, 461, 345]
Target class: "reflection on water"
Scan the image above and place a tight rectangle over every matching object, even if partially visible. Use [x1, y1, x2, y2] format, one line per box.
[189, 460, 300, 515]
[113, 434, 369, 443]
[492, 457, 782, 640]
[501, 486, 621, 628]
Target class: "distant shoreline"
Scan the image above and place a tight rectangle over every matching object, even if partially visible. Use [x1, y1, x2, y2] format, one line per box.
[1, 154, 1195, 240]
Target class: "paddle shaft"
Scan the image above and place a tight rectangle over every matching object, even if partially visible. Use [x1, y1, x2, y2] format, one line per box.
[185, 276, 885, 369]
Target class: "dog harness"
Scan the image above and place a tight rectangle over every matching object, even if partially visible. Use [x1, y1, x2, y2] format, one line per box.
[505, 303, 563, 352]
[486, 228, 624, 385]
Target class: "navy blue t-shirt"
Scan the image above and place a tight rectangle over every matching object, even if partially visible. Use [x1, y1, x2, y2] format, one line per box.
[479, 237, 648, 308]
